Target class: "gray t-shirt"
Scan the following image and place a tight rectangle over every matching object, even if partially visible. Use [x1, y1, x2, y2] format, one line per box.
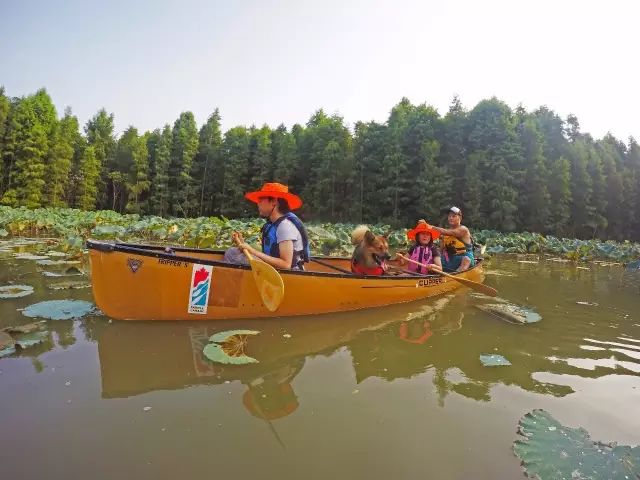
[276, 218, 303, 252]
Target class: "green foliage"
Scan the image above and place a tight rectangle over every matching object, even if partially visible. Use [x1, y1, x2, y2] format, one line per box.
[76, 146, 100, 210]
[84, 109, 116, 208]
[2, 206, 638, 265]
[514, 409, 640, 479]
[47, 108, 80, 207]
[220, 126, 250, 217]
[148, 125, 172, 217]
[0, 87, 639, 243]
[1, 97, 49, 208]
[192, 110, 222, 216]
[169, 112, 199, 217]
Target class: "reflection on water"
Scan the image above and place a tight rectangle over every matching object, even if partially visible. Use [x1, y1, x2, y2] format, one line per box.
[1, 252, 640, 479]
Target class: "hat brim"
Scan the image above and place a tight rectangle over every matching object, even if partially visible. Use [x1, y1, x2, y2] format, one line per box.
[407, 227, 440, 241]
[245, 191, 303, 210]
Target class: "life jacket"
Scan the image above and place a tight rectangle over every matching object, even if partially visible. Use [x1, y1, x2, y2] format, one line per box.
[261, 213, 310, 270]
[442, 235, 473, 257]
[407, 244, 435, 274]
[351, 257, 386, 276]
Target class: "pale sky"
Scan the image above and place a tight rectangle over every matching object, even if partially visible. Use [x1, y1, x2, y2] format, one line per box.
[1, 0, 638, 140]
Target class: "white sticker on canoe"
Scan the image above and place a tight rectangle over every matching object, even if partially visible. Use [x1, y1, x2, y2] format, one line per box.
[188, 264, 213, 314]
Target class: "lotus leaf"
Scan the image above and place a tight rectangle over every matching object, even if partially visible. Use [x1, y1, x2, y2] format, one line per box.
[0, 331, 16, 357]
[0, 284, 34, 299]
[22, 300, 95, 320]
[203, 343, 259, 365]
[41, 271, 63, 277]
[36, 259, 80, 266]
[47, 281, 90, 290]
[514, 409, 640, 479]
[203, 329, 260, 364]
[14, 253, 50, 260]
[91, 225, 127, 238]
[479, 354, 512, 367]
[14, 331, 49, 349]
[1, 207, 640, 263]
[208, 329, 260, 343]
[2, 321, 46, 334]
[41, 267, 84, 277]
[476, 303, 542, 325]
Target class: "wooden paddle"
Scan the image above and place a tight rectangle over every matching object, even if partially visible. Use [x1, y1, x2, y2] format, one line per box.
[397, 254, 498, 297]
[240, 248, 285, 312]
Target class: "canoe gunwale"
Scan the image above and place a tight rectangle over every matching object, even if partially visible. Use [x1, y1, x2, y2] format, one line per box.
[86, 239, 483, 281]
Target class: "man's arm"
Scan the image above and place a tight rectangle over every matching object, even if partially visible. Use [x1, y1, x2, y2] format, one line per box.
[432, 225, 470, 241]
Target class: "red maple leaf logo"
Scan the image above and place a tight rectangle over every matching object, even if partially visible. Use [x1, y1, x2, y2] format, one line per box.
[193, 267, 210, 287]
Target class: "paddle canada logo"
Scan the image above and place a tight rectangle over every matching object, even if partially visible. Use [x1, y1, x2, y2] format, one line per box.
[127, 258, 143, 273]
[188, 264, 213, 314]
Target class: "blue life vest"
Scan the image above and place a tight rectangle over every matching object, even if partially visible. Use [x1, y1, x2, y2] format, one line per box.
[261, 213, 310, 269]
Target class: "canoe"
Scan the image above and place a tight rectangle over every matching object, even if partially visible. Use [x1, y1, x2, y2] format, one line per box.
[87, 240, 486, 321]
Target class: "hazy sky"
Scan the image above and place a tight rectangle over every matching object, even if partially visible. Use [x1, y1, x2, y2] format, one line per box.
[1, 0, 638, 140]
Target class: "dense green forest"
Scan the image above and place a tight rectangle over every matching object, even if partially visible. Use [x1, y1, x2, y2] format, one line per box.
[1, 86, 639, 241]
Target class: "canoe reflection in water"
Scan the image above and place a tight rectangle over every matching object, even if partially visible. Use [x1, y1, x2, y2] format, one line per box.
[92, 288, 625, 421]
[95, 295, 461, 420]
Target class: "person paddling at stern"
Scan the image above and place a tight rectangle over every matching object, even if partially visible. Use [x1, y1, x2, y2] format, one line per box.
[430, 206, 475, 272]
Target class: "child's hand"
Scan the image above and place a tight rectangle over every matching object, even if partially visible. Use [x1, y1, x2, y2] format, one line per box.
[394, 251, 408, 266]
[232, 232, 245, 247]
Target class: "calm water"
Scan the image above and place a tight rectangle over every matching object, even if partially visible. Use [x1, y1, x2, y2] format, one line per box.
[1, 243, 640, 479]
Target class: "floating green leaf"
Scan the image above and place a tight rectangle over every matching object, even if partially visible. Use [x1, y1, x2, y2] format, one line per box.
[479, 354, 512, 367]
[203, 343, 259, 365]
[0, 284, 34, 299]
[36, 259, 80, 266]
[203, 329, 260, 365]
[13, 253, 49, 260]
[2, 321, 46, 334]
[22, 300, 95, 320]
[46, 251, 68, 257]
[476, 303, 542, 324]
[14, 331, 49, 349]
[0, 331, 16, 357]
[514, 409, 640, 479]
[47, 281, 90, 290]
[208, 329, 260, 343]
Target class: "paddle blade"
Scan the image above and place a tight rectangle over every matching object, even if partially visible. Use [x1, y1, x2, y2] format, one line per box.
[456, 277, 498, 297]
[248, 258, 285, 312]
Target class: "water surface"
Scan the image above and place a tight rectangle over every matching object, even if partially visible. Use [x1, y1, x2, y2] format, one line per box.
[1, 247, 639, 479]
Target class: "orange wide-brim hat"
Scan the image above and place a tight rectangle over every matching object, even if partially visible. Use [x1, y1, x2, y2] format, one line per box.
[407, 221, 440, 241]
[244, 182, 303, 210]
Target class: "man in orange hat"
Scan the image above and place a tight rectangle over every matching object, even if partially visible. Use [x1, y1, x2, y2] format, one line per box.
[224, 182, 310, 270]
[429, 206, 475, 272]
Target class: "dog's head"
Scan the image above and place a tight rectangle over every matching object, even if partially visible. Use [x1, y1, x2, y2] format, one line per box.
[358, 230, 391, 266]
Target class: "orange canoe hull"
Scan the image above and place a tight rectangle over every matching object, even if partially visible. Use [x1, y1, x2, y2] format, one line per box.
[87, 241, 485, 321]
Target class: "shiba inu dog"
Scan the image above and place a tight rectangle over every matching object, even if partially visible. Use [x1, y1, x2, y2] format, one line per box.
[350, 225, 391, 275]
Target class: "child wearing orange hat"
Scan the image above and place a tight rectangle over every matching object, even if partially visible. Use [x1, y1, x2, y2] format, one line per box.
[405, 220, 442, 274]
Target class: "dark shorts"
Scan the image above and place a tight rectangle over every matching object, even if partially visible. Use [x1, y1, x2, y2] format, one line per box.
[442, 251, 475, 272]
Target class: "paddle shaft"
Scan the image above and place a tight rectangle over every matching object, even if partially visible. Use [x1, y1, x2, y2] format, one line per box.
[398, 254, 498, 297]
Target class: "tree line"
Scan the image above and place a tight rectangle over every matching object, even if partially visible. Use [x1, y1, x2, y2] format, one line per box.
[1, 87, 639, 241]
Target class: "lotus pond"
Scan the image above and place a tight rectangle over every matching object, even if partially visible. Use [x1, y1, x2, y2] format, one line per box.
[1, 237, 640, 479]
